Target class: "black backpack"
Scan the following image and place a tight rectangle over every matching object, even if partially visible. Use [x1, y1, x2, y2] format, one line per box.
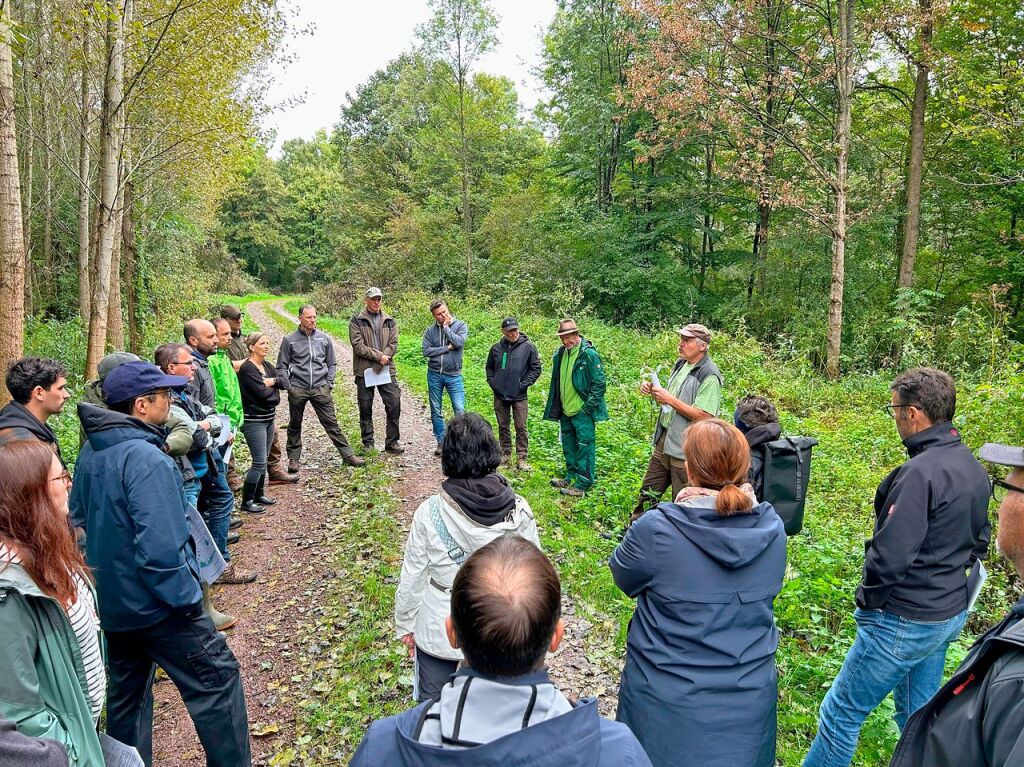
[761, 436, 818, 536]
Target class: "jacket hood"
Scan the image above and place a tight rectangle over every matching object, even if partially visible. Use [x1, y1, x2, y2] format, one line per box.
[903, 421, 960, 458]
[188, 347, 210, 366]
[0, 401, 57, 444]
[77, 402, 166, 452]
[0, 559, 46, 599]
[392, 670, 603, 766]
[661, 497, 784, 568]
[437, 491, 534, 552]
[499, 332, 531, 349]
[745, 422, 782, 448]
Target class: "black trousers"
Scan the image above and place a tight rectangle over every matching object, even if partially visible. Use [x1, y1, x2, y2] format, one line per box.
[105, 610, 251, 767]
[355, 376, 401, 447]
[286, 385, 355, 460]
[415, 646, 460, 703]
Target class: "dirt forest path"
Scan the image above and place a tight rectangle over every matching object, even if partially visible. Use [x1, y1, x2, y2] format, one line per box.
[151, 299, 617, 766]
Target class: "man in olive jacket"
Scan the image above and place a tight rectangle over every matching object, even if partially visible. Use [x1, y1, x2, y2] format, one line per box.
[348, 287, 402, 453]
[543, 318, 607, 496]
[485, 317, 542, 470]
[889, 441, 1024, 767]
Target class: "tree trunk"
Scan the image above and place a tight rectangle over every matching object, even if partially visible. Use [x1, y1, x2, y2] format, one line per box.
[85, 0, 125, 379]
[0, 6, 26, 404]
[122, 179, 141, 354]
[41, 67, 53, 309]
[19, 10, 31, 317]
[897, 0, 932, 290]
[826, 0, 855, 380]
[77, 9, 91, 323]
[457, 67, 472, 293]
[106, 170, 125, 350]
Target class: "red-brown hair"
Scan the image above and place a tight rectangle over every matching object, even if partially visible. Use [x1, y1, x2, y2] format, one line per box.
[683, 418, 753, 516]
[0, 440, 88, 606]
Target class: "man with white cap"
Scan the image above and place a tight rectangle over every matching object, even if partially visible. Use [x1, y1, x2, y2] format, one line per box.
[632, 323, 722, 522]
[889, 440, 1024, 766]
[542, 318, 607, 497]
[349, 287, 403, 453]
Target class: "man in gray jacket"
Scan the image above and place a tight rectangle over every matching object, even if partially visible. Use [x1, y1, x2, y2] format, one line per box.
[277, 305, 365, 472]
[889, 441, 1024, 767]
[421, 300, 468, 454]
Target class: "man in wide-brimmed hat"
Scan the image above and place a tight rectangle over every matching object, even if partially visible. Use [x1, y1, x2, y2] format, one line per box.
[542, 318, 607, 497]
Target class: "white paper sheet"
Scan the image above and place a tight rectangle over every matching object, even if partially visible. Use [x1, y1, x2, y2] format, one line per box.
[967, 559, 987, 611]
[185, 503, 227, 584]
[100, 733, 144, 767]
[364, 367, 392, 388]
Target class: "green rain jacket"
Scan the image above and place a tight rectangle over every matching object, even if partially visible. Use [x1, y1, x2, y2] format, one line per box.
[0, 562, 104, 767]
[543, 338, 609, 422]
[208, 350, 244, 430]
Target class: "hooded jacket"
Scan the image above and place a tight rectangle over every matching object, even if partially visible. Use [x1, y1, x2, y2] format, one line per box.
[0, 563, 103, 767]
[890, 596, 1024, 767]
[187, 347, 217, 410]
[857, 421, 991, 620]
[485, 333, 542, 402]
[611, 497, 786, 767]
[394, 490, 540, 659]
[69, 403, 202, 632]
[208, 350, 244, 430]
[542, 339, 608, 422]
[350, 669, 651, 767]
[0, 401, 63, 464]
[349, 308, 399, 379]
[421, 317, 469, 375]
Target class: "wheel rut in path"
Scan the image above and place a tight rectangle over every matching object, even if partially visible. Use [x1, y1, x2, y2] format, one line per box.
[150, 299, 618, 765]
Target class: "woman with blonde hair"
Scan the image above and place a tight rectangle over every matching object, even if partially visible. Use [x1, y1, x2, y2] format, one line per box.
[0, 440, 105, 765]
[237, 331, 289, 513]
[611, 418, 786, 767]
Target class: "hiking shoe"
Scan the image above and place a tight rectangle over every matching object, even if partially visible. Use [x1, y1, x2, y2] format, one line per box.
[227, 532, 240, 545]
[268, 467, 299, 484]
[517, 459, 533, 472]
[227, 474, 243, 493]
[215, 564, 257, 585]
[344, 454, 366, 466]
[287, 459, 300, 473]
[550, 478, 570, 489]
[560, 486, 586, 498]
[434, 443, 443, 457]
[385, 443, 405, 455]
[228, 517, 243, 530]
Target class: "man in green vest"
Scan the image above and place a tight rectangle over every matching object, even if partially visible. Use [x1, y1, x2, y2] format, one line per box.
[543, 318, 608, 497]
[632, 323, 723, 522]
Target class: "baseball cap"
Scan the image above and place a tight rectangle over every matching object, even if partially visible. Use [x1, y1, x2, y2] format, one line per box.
[102, 361, 188, 405]
[98, 351, 141, 381]
[678, 323, 712, 343]
[501, 317, 519, 330]
[366, 287, 383, 298]
[980, 443, 1024, 468]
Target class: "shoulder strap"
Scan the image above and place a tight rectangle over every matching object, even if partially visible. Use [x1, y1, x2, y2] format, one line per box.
[430, 496, 467, 564]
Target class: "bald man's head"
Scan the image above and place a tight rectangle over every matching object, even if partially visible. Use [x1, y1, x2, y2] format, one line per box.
[449, 536, 561, 679]
[184, 319, 217, 357]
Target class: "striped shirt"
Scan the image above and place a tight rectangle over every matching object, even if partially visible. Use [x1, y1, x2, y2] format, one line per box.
[0, 544, 106, 722]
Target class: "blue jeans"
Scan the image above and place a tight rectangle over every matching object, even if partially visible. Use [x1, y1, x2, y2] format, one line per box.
[198, 455, 234, 562]
[803, 607, 967, 767]
[183, 478, 201, 511]
[426, 370, 466, 444]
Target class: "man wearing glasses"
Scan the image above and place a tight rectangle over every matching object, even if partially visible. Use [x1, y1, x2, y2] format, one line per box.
[804, 367, 991, 767]
[889, 444, 1024, 765]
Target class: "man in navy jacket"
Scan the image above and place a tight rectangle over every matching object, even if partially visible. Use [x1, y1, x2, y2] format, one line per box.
[350, 536, 651, 767]
[71, 362, 251, 767]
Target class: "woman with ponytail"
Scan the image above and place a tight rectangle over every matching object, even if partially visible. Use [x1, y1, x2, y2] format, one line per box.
[0, 440, 104, 766]
[611, 418, 786, 767]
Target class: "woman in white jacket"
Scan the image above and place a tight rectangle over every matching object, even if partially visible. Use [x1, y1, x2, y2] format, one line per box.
[395, 412, 541, 701]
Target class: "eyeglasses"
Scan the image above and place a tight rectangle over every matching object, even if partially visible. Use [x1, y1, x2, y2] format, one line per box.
[50, 470, 72, 487]
[992, 477, 1024, 503]
[883, 403, 917, 418]
[148, 389, 172, 400]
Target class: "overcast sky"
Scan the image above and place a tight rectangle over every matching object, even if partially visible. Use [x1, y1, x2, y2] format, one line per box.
[261, 0, 557, 153]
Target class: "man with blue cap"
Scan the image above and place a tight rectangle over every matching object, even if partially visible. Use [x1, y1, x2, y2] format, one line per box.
[71, 361, 251, 767]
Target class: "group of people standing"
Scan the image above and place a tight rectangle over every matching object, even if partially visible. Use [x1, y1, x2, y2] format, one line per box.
[0, 294, 1022, 767]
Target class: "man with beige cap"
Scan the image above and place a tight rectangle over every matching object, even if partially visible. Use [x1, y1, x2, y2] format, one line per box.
[632, 323, 723, 521]
[543, 318, 607, 497]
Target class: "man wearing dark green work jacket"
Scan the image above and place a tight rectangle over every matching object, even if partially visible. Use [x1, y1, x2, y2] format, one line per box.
[631, 323, 722, 523]
[543, 318, 608, 497]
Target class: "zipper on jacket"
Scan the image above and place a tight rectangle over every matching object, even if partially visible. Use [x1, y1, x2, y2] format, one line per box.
[307, 333, 313, 389]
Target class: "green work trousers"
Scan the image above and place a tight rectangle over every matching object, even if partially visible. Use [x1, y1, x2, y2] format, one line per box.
[559, 411, 596, 491]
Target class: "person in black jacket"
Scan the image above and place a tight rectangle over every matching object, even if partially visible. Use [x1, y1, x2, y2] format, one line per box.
[484, 317, 542, 471]
[238, 332, 289, 513]
[803, 368, 991, 767]
[0, 357, 70, 463]
[734, 395, 781, 501]
[888, 440, 1024, 767]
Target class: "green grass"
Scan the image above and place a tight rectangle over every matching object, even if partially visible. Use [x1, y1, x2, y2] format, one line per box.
[284, 291, 1023, 766]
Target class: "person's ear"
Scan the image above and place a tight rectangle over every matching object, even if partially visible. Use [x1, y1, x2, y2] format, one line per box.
[445, 616, 460, 649]
[548, 618, 564, 654]
[30, 385, 45, 402]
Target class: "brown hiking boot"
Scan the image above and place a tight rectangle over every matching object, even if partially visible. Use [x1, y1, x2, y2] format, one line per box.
[560, 486, 586, 497]
[550, 478, 570, 489]
[517, 459, 533, 472]
[215, 564, 257, 585]
[343, 454, 366, 466]
[227, 473, 243, 493]
[268, 467, 299, 484]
